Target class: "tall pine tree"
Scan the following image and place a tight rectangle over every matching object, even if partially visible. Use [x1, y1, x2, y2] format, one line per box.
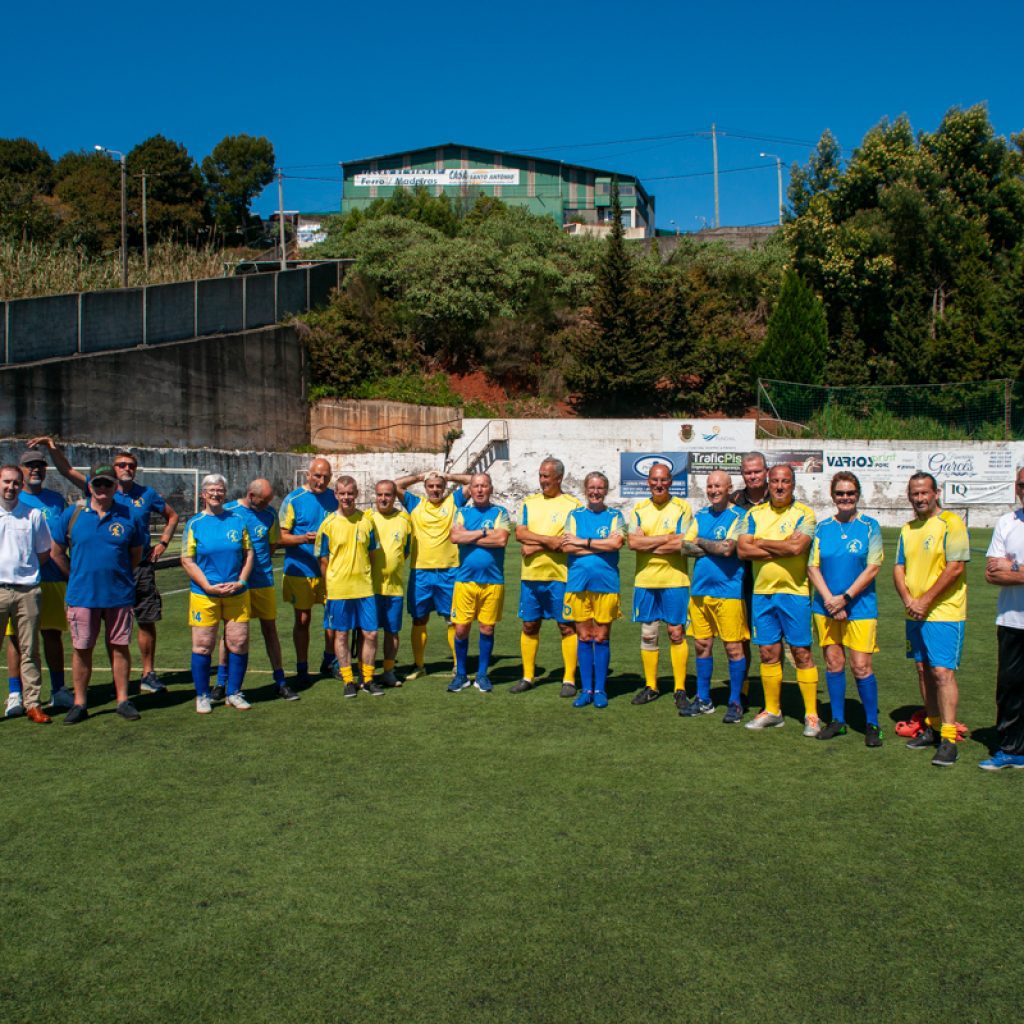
[756, 270, 828, 384]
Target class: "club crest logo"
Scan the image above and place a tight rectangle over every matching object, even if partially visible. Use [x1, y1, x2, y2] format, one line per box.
[597, 527, 609, 538]
[108, 522, 125, 537]
[713, 526, 727, 540]
[923, 537, 934, 551]
[679, 424, 694, 441]
[847, 539, 864, 554]
[227, 530, 240, 542]
[254, 526, 266, 539]
[133, 498, 144, 507]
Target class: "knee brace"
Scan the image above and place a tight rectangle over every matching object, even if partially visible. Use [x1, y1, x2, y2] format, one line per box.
[640, 621, 660, 651]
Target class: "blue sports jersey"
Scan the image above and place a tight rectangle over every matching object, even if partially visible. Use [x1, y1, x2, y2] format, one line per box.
[113, 483, 166, 553]
[21, 489, 67, 583]
[225, 500, 277, 590]
[453, 503, 511, 585]
[810, 514, 884, 620]
[52, 503, 147, 608]
[565, 507, 626, 594]
[690, 505, 745, 599]
[280, 487, 339, 577]
[183, 511, 251, 596]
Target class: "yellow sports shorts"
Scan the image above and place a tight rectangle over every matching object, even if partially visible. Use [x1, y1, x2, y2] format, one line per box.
[189, 592, 251, 628]
[563, 591, 621, 624]
[687, 595, 749, 642]
[5, 581, 66, 635]
[451, 581, 504, 626]
[248, 586, 277, 622]
[813, 613, 878, 654]
[282, 575, 325, 611]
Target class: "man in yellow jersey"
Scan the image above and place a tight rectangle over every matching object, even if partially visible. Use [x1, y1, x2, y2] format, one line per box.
[366, 480, 412, 687]
[627, 462, 700, 707]
[737, 463, 821, 735]
[394, 469, 473, 679]
[316, 476, 380, 699]
[894, 471, 969, 768]
[510, 458, 582, 698]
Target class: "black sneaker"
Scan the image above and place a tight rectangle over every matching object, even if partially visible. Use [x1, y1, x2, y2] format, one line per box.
[906, 726, 938, 749]
[631, 687, 659, 705]
[865, 724, 883, 748]
[673, 690, 691, 712]
[510, 679, 535, 694]
[278, 685, 300, 701]
[362, 681, 386, 697]
[817, 720, 848, 740]
[211, 684, 227, 703]
[932, 739, 958, 767]
[64, 704, 89, 725]
[343, 683, 359, 699]
[559, 682, 577, 699]
[139, 672, 166, 694]
[116, 700, 141, 721]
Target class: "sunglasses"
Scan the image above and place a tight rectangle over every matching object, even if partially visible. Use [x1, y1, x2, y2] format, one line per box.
[113, 462, 136, 469]
[91, 479, 115, 488]
[833, 490, 858, 497]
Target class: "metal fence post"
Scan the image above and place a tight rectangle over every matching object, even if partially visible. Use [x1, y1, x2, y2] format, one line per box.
[242, 275, 248, 331]
[194, 279, 199, 337]
[142, 286, 148, 345]
[77, 291, 83, 354]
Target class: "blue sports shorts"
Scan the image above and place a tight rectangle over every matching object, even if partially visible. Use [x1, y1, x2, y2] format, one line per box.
[518, 579, 568, 622]
[375, 594, 403, 634]
[632, 586, 689, 627]
[324, 597, 378, 633]
[905, 620, 965, 670]
[751, 592, 812, 648]
[407, 568, 455, 620]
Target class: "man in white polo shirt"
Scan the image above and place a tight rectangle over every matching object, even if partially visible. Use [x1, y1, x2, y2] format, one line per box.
[0, 463, 54, 724]
[982, 463, 1024, 770]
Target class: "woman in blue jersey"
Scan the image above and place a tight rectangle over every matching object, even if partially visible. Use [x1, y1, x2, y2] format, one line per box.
[181, 474, 254, 715]
[561, 472, 627, 709]
[806, 471, 884, 746]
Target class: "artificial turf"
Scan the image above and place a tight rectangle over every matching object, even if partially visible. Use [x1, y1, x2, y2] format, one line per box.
[2, 531, 1020, 1023]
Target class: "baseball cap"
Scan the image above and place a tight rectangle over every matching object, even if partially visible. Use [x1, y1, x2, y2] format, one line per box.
[19, 448, 48, 466]
[90, 463, 117, 483]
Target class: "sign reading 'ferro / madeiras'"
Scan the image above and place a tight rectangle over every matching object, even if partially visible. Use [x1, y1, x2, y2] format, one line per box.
[353, 168, 521, 188]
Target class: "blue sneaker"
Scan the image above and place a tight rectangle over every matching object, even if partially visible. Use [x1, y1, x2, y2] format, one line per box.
[474, 675, 493, 693]
[593, 691, 608, 709]
[447, 674, 471, 693]
[979, 750, 1024, 771]
[680, 697, 715, 718]
[573, 691, 593, 708]
[722, 702, 744, 724]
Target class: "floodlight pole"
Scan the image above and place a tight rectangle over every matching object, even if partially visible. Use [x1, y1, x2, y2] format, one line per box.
[277, 169, 287, 270]
[711, 123, 720, 228]
[95, 145, 128, 287]
[760, 152, 784, 225]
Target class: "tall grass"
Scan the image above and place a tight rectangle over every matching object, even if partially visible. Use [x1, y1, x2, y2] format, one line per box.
[764, 403, 1012, 441]
[0, 240, 235, 300]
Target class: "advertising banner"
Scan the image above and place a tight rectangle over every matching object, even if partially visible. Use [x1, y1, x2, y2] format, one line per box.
[353, 168, 521, 188]
[690, 451, 744, 474]
[924, 448, 1015, 479]
[770, 450, 824, 473]
[942, 479, 1016, 505]
[661, 419, 755, 448]
[824, 450, 921, 476]
[619, 452, 689, 498]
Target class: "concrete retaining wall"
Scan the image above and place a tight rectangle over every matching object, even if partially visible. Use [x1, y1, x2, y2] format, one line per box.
[0, 324, 309, 451]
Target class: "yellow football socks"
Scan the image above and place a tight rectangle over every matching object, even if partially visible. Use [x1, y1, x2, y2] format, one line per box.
[940, 722, 957, 742]
[926, 715, 941, 731]
[411, 625, 427, 668]
[670, 641, 689, 691]
[447, 623, 456, 664]
[340, 665, 354, 684]
[796, 666, 819, 719]
[361, 663, 374, 684]
[521, 633, 539, 681]
[641, 649, 659, 690]
[761, 662, 783, 715]
[561, 633, 578, 683]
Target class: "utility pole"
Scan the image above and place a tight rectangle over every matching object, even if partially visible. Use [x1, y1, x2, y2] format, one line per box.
[711, 123, 720, 228]
[96, 145, 128, 287]
[760, 152, 784, 225]
[277, 169, 287, 270]
[140, 170, 149, 273]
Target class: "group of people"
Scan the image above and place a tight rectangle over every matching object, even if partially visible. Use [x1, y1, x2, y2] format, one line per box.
[2, 443, 1023, 772]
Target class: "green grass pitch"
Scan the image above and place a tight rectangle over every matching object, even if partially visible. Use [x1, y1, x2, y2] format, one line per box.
[1, 530, 1019, 1023]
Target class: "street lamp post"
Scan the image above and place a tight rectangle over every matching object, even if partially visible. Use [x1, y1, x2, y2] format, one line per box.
[95, 145, 128, 287]
[759, 152, 784, 226]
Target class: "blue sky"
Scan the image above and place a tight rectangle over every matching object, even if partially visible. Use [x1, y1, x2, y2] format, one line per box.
[6, 0, 1020, 231]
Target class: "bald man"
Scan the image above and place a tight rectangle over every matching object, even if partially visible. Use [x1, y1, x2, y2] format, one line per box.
[279, 458, 339, 685]
[220, 479, 297, 700]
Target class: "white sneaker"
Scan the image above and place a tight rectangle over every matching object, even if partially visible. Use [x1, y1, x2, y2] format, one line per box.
[50, 687, 75, 709]
[803, 714, 822, 738]
[5, 691, 24, 718]
[195, 695, 212, 714]
[226, 692, 252, 710]
[745, 710, 785, 730]
[404, 665, 428, 681]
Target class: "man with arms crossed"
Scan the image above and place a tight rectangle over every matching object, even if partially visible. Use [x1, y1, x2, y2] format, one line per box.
[737, 463, 821, 735]
[511, 458, 581, 697]
[0, 464, 54, 724]
[894, 471, 968, 768]
[627, 462, 698, 707]
[366, 480, 412, 687]
[730, 452, 768, 698]
[280, 458, 338, 685]
[394, 470, 472, 679]
[982, 464, 1024, 770]
[447, 473, 511, 694]
[682, 471, 749, 723]
[317, 476, 380, 698]
[221, 478, 299, 701]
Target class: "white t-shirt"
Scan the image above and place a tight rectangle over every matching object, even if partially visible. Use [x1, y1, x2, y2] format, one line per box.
[986, 508, 1024, 629]
[0, 502, 52, 585]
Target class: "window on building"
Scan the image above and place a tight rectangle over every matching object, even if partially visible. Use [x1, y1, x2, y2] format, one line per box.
[618, 183, 636, 197]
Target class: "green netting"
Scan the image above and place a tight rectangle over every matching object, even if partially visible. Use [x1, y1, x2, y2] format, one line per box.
[758, 379, 1014, 441]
